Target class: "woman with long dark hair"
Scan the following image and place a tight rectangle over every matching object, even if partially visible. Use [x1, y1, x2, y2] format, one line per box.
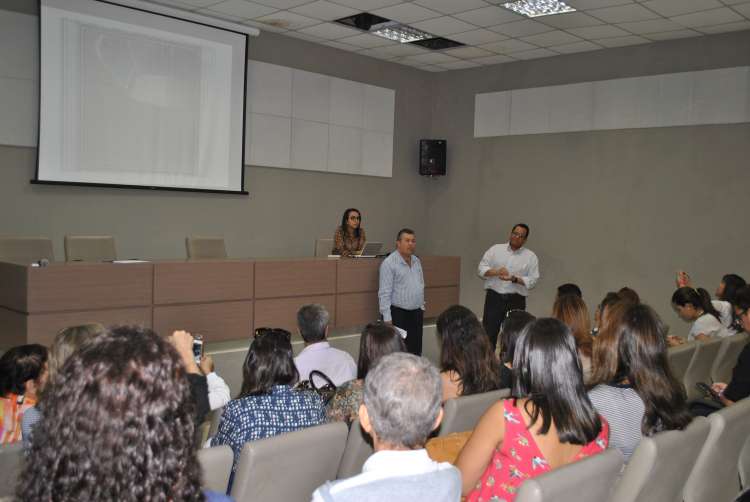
[456, 318, 608, 501]
[677, 271, 747, 333]
[552, 294, 593, 382]
[589, 303, 692, 460]
[437, 305, 501, 401]
[16, 326, 226, 501]
[498, 310, 535, 389]
[671, 286, 728, 343]
[332, 208, 366, 257]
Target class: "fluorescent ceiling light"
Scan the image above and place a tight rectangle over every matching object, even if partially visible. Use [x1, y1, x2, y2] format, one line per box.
[503, 0, 576, 18]
[371, 22, 432, 43]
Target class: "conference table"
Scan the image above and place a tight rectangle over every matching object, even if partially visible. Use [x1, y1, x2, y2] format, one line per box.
[0, 256, 460, 349]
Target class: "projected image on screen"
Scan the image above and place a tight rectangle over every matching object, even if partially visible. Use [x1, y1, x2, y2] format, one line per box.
[39, 0, 248, 193]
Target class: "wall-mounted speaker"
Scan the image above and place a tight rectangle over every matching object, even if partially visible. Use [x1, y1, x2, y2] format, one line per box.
[419, 139, 446, 176]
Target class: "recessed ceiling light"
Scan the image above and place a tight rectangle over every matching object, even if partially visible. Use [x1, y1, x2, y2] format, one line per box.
[502, 0, 576, 18]
[334, 13, 464, 50]
[372, 22, 432, 43]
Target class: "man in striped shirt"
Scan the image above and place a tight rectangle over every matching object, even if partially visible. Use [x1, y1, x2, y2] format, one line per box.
[378, 228, 425, 355]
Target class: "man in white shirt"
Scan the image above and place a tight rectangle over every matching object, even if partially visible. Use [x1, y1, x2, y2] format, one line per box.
[477, 223, 540, 350]
[311, 353, 460, 502]
[294, 304, 357, 386]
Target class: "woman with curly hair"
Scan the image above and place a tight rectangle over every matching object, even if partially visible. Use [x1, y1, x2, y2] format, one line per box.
[17, 325, 228, 502]
[437, 305, 501, 401]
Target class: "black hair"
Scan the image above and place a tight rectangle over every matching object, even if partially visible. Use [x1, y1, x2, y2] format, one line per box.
[357, 322, 406, 379]
[721, 274, 747, 305]
[671, 287, 721, 322]
[512, 223, 530, 238]
[557, 283, 582, 299]
[340, 208, 362, 239]
[499, 310, 535, 365]
[0, 344, 48, 397]
[735, 285, 750, 312]
[513, 318, 601, 445]
[618, 287, 640, 305]
[239, 330, 299, 397]
[396, 228, 415, 241]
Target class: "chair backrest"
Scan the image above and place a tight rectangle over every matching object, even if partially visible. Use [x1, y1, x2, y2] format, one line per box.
[515, 448, 624, 502]
[712, 334, 749, 383]
[439, 388, 511, 436]
[315, 238, 334, 257]
[684, 398, 750, 502]
[667, 342, 698, 384]
[0, 237, 54, 263]
[230, 421, 348, 502]
[610, 417, 710, 502]
[64, 235, 117, 262]
[207, 407, 224, 439]
[0, 442, 24, 498]
[197, 444, 234, 494]
[684, 338, 724, 401]
[741, 437, 750, 490]
[336, 421, 374, 480]
[186, 236, 227, 259]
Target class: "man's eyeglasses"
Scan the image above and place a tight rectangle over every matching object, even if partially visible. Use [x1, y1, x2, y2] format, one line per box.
[511, 232, 527, 239]
[253, 327, 292, 342]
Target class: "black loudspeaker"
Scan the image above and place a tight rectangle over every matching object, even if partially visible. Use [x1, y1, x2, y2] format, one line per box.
[419, 139, 446, 176]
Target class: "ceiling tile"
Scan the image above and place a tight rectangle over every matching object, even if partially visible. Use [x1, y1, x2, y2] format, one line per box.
[480, 38, 538, 53]
[296, 22, 363, 39]
[450, 28, 509, 45]
[729, 3, 750, 16]
[403, 52, 461, 64]
[284, 30, 324, 41]
[644, 28, 702, 40]
[411, 16, 479, 36]
[372, 43, 431, 56]
[721, 0, 750, 4]
[420, 65, 447, 72]
[520, 30, 582, 46]
[537, 12, 605, 29]
[490, 20, 555, 37]
[356, 47, 399, 59]
[437, 60, 483, 70]
[587, 4, 661, 23]
[243, 19, 289, 32]
[412, 0, 490, 15]
[454, 6, 525, 27]
[196, 8, 247, 21]
[289, 1, 360, 21]
[567, 24, 631, 38]
[442, 46, 496, 59]
[254, 0, 312, 8]
[565, 0, 634, 8]
[552, 40, 603, 53]
[640, 0, 723, 17]
[697, 20, 750, 32]
[255, 11, 320, 29]
[152, 0, 212, 8]
[473, 54, 516, 65]
[322, 40, 363, 51]
[336, 33, 397, 48]
[670, 7, 744, 27]
[326, 0, 402, 9]
[596, 34, 651, 47]
[371, 3, 442, 23]
[617, 18, 684, 34]
[510, 48, 558, 59]
[203, 0, 277, 19]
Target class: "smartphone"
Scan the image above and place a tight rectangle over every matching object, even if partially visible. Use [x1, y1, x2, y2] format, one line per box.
[695, 382, 723, 405]
[192, 334, 204, 364]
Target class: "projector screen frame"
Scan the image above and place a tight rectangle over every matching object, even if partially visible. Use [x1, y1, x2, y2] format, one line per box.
[34, 0, 250, 196]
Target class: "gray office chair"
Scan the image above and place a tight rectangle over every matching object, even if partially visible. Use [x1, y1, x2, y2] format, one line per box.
[741, 437, 750, 490]
[515, 448, 624, 502]
[230, 422, 348, 502]
[336, 421, 374, 480]
[712, 333, 749, 383]
[315, 238, 334, 257]
[0, 442, 24, 498]
[186, 236, 227, 259]
[197, 444, 234, 494]
[64, 235, 117, 262]
[668, 341, 698, 384]
[609, 417, 710, 502]
[684, 398, 750, 502]
[0, 236, 54, 263]
[684, 338, 724, 401]
[439, 388, 511, 436]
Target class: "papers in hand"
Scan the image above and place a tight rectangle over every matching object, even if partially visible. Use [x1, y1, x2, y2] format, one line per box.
[394, 326, 408, 339]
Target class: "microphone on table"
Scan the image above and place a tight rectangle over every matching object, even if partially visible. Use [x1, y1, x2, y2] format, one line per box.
[31, 258, 49, 268]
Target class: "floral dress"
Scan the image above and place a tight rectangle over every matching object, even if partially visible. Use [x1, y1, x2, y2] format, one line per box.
[467, 399, 609, 502]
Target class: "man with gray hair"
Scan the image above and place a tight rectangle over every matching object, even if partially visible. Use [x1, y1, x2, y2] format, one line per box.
[311, 353, 461, 502]
[294, 304, 356, 386]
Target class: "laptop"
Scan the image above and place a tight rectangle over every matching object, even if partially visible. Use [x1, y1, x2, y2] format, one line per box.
[355, 242, 383, 258]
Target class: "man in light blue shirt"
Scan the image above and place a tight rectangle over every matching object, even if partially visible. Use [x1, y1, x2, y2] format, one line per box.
[378, 228, 425, 355]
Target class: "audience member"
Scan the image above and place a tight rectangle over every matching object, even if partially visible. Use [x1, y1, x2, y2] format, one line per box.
[312, 353, 461, 502]
[200, 354, 231, 411]
[678, 271, 747, 333]
[556, 283, 583, 299]
[593, 291, 622, 336]
[294, 304, 356, 386]
[22, 323, 106, 449]
[456, 318, 608, 501]
[589, 303, 692, 461]
[709, 285, 750, 407]
[16, 326, 230, 501]
[497, 310, 535, 389]
[211, 327, 325, 487]
[326, 322, 405, 424]
[169, 330, 213, 423]
[436, 305, 501, 402]
[552, 294, 594, 382]
[0, 344, 48, 445]
[617, 286, 641, 305]
[670, 287, 728, 344]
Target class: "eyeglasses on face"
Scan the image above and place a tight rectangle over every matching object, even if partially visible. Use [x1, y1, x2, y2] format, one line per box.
[511, 231, 527, 239]
[349, 215, 361, 220]
[253, 327, 292, 342]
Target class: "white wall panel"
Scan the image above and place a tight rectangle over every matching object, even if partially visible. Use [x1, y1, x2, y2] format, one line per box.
[291, 119, 328, 172]
[474, 91, 510, 138]
[363, 84, 395, 133]
[328, 125, 362, 174]
[549, 82, 593, 133]
[690, 67, 749, 125]
[329, 77, 364, 128]
[361, 131, 393, 177]
[246, 113, 291, 168]
[510, 86, 551, 135]
[292, 69, 330, 123]
[654, 72, 693, 127]
[247, 60, 292, 117]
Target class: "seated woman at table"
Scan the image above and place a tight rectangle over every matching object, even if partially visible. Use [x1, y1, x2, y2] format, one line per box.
[332, 208, 366, 257]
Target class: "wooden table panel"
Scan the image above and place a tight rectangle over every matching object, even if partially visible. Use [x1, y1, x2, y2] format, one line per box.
[424, 286, 459, 318]
[336, 292, 380, 327]
[154, 261, 254, 304]
[255, 260, 337, 298]
[0, 262, 28, 312]
[26, 263, 153, 313]
[0, 307, 28, 350]
[25, 307, 153, 346]
[336, 258, 381, 293]
[154, 301, 253, 343]
[254, 295, 336, 337]
[421, 256, 461, 288]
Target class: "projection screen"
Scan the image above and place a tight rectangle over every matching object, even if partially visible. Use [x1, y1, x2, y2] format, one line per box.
[36, 0, 248, 193]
